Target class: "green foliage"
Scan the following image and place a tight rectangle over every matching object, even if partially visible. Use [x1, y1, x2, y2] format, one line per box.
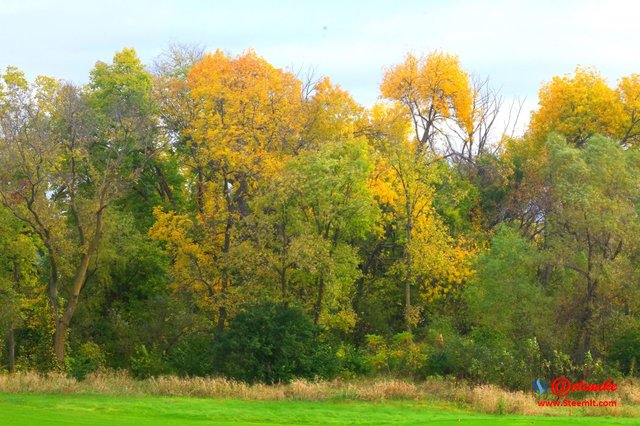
[544, 135, 640, 358]
[608, 322, 640, 376]
[214, 303, 339, 384]
[334, 343, 370, 378]
[67, 342, 106, 380]
[169, 333, 216, 377]
[365, 332, 428, 379]
[130, 345, 169, 379]
[3, 48, 640, 390]
[465, 327, 525, 389]
[465, 225, 550, 341]
[432, 161, 479, 234]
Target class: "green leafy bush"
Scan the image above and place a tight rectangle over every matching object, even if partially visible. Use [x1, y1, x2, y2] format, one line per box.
[129, 344, 169, 379]
[67, 342, 106, 380]
[169, 333, 216, 377]
[608, 325, 640, 376]
[214, 303, 338, 384]
[365, 332, 428, 378]
[335, 343, 370, 378]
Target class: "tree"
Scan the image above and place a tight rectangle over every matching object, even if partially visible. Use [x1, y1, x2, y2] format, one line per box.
[381, 51, 474, 157]
[150, 50, 305, 331]
[0, 49, 156, 363]
[70, 210, 171, 371]
[544, 135, 640, 360]
[529, 67, 623, 146]
[465, 225, 550, 341]
[300, 77, 365, 149]
[229, 138, 382, 330]
[285, 138, 380, 327]
[0, 207, 41, 372]
[618, 73, 640, 146]
[366, 104, 475, 330]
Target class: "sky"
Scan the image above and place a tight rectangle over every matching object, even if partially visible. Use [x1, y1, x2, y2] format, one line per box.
[2, 0, 640, 132]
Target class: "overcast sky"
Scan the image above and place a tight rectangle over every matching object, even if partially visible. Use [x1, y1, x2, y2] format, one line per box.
[2, 0, 640, 130]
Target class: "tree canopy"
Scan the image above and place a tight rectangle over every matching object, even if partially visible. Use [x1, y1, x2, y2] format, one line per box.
[1, 47, 639, 389]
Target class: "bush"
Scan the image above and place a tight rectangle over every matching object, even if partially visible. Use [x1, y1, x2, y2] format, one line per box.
[129, 344, 169, 379]
[423, 323, 539, 390]
[214, 303, 338, 384]
[67, 342, 106, 380]
[365, 332, 428, 379]
[169, 333, 216, 377]
[335, 343, 370, 378]
[609, 325, 640, 376]
[465, 327, 523, 389]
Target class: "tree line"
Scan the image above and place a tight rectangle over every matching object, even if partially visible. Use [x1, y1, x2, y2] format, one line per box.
[1, 46, 639, 387]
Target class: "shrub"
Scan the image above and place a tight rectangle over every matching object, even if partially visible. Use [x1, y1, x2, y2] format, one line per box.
[67, 342, 106, 380]
[129, 344, 169, 379]
[169, 333, 216, 377]
[335, 343, 370, 378]
[609, 325, 640, 376]
[214, 303, 338, 384]
[365, 332, 428, 379]
[465, 327, 522, 388]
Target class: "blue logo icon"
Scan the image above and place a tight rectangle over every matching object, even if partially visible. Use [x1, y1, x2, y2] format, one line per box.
[532, 378, 548, 394]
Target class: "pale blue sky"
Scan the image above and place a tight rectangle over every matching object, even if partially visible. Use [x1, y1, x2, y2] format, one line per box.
[2, 0, 640, 128]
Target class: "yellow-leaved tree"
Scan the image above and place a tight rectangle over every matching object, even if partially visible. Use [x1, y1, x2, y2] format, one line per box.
[530, 66, 623, 146]
[618, 73, 640, 146]
[150, 50, 304, 330]
[381, 51, 474, 157]
[301, 76, 366, 148]
[366, 103, 476, 330]
[529, 66, 640, 147]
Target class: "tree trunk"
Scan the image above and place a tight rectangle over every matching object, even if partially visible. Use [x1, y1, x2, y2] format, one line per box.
[217, 177, 233, 333]
[279, 222, 288, 303]
[7, 326, 15, 373]
[575, 277, 598, 362]
[280, 267, 287, 304]
[54, 322, 67, 364]
[404, 196, 413, 332]
[9, 260, 19, 373]
[216, 305, 227, 333]
[54, 206, 104, 363]
[574, 235, 597, 363]
[314, 276, 324, 325]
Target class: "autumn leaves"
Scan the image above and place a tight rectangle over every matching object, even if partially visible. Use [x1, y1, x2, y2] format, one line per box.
[146, 49, 475, 334]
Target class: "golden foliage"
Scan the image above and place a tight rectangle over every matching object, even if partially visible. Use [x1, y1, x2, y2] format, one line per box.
[381, 51, 474, 144]
[618, 73, 640, 145]
[188, 49, 303, 164]
[303, 76, 365, 145]
[530, 66, 631, 146]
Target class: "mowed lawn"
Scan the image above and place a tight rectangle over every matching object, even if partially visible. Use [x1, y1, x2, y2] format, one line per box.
[0, 394, 635, 426]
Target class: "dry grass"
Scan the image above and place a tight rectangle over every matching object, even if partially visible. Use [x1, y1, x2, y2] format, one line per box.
[354, 380, 418, 400]
[470, 384, 533, 415]
[620, 378, 640, 405]
[1, 371, 639, 417]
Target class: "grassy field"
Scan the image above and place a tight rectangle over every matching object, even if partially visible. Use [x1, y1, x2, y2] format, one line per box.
[0, 393, 636, 426]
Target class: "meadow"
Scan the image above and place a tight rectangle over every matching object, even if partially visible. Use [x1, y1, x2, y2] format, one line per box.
[1, 393, 637, 426]
[0, 372, 639, 425]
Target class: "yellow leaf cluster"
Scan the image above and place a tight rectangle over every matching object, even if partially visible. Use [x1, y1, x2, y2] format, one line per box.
[303, 77, 365, 144]
[529, 66, 640, 146]
[188, 49, 303, 168]
[410, 214, 476, 303]
[381, 51, 474, 136]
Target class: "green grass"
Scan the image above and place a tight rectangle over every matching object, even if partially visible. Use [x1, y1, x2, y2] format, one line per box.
[0, 393, 635, 425]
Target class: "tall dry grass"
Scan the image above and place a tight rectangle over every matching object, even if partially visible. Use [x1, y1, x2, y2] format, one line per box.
[1, 371, 639, 417]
